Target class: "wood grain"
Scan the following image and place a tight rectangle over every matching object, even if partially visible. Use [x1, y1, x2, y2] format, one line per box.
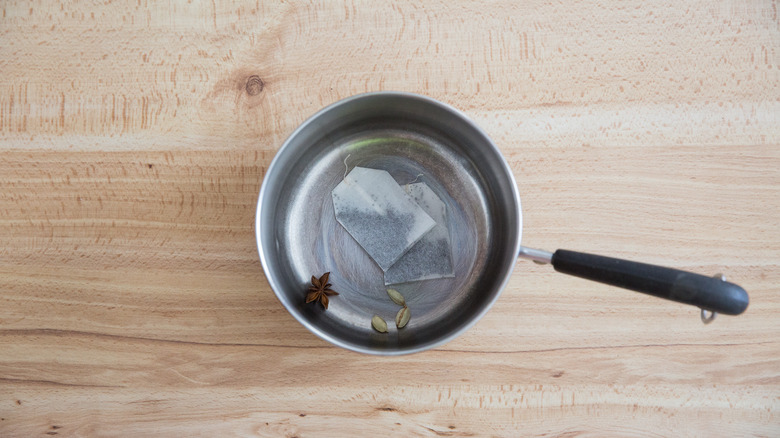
[1, 1, 779, 436]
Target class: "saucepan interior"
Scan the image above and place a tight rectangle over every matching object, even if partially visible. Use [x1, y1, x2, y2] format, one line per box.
[256, 92, 522, 354]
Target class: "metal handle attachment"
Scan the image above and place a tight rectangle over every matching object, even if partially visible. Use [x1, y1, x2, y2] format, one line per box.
[518, 246, 553, 264]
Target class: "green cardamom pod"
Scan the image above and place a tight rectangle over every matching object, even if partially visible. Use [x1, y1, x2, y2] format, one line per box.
[386, 289, 406, 306]
[371, 315, 388, 333]
[395, 306, 411, 329]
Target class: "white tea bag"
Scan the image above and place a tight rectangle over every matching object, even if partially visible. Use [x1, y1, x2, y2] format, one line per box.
[332, 167, 436, 270]
[384, 182, 454, 284]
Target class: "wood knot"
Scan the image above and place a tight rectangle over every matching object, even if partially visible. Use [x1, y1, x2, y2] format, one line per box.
[245, 75, 264, 96]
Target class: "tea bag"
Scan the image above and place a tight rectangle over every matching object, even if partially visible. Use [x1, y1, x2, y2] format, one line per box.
[332, 167, 436, 270]
[384, 182, 454, 284]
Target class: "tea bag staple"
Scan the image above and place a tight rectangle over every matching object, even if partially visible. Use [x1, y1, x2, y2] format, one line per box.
[331, 167, 436, 270]
[384, 182, 454, 284]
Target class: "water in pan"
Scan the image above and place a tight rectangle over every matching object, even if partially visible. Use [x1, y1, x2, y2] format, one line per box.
[277, 126, 492, 347]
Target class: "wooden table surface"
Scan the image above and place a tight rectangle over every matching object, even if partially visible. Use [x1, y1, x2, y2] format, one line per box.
[1, 1, 779, 436]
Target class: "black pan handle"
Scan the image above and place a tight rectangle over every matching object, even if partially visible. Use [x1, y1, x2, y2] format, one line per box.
[518, 247, 749, 316]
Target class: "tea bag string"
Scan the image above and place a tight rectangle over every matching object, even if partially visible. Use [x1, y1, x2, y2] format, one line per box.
[403, 173, 425, 195]
[343, 154, 351, 181]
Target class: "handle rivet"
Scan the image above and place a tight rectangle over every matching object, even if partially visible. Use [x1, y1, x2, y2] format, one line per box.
[700, 308, 717, 324]
[699, 273, 726, 324]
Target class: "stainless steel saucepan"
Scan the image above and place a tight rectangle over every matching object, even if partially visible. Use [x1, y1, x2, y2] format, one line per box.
[255, 92, 748, 355]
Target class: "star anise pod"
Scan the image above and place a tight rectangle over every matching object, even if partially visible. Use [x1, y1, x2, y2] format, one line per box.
[306, 272, 339, 310]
